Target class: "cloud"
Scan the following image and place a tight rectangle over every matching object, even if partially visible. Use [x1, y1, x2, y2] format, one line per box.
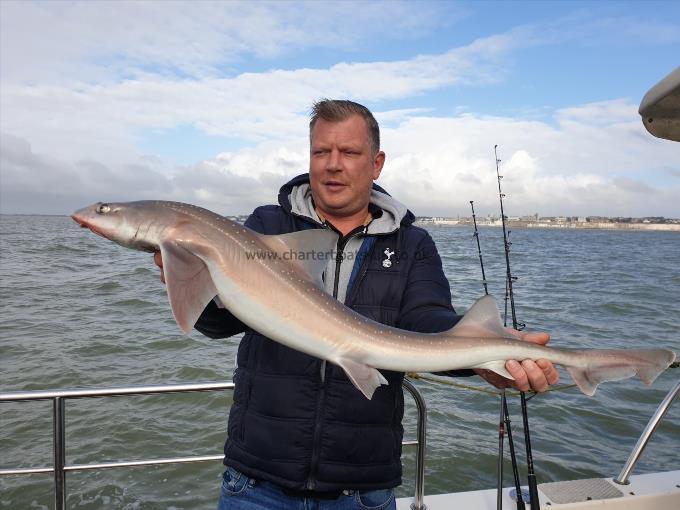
[0, 132, 304, 215]
[2, 3, 678, 218]
[375, 102, 680, 218]
[0, 28, 516, 173]
[0, 133, 172, 214]
[4, 99, 678, 218]
[1, 24, 530, 169]
[0, 5, 534, 215]
[0, 0, 464, 84]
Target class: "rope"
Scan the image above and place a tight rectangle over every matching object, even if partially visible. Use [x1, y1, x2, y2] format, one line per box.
[406, 372, 504, 396]
[406, 361, 678, 398]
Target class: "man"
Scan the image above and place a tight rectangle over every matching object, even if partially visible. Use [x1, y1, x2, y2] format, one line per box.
[154, 100, 558, 509]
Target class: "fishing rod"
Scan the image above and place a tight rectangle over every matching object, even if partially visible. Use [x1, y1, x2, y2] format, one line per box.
[471, 200, 504, 508]
[494, 145, 539, 510]
[469, 201, 489, 296]
[503, 394, 525, 510]
[470, 200, 525, 510]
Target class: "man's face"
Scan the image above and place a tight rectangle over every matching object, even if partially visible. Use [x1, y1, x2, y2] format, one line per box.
[309, 115, 385, 222]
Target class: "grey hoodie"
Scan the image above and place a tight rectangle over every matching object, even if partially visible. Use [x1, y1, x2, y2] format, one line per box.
[289, 183, 408, 303]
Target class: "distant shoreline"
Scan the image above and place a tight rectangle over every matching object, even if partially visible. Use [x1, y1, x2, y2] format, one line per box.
[2, 214, 679, 232]
[416, 219, 680, 232]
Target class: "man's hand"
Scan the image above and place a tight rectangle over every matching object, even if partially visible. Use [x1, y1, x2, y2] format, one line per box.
[153, 251, 165, 284]
[474, 330, 559, 392]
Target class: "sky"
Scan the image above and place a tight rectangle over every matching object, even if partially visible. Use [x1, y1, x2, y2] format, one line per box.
[1, 0, 679, 218]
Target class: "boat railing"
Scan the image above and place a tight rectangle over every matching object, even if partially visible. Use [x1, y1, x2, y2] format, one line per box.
[0, 378, 428, 510]
[613, 380, 680, 485]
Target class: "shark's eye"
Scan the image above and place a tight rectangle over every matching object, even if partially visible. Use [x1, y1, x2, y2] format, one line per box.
[97, 203, 111, 214]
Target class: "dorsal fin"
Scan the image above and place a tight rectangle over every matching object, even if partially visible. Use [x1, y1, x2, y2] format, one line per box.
[258, 229, 338, 289]
[446, 295, 514, 339]
[444, 295, 517, 380]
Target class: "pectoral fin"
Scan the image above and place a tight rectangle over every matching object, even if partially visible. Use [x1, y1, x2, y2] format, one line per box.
[159, 240, 218, 334]
[336, 358, 389, 400]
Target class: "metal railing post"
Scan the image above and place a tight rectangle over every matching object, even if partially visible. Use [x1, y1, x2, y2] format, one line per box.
[1, 380, 424, 506]
[53, 397, 66, 510]
[614, 381, 680, 485]
[403, 379, 427, 510]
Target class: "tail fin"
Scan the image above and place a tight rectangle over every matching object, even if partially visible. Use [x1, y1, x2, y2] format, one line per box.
[567, 348, 676, 396]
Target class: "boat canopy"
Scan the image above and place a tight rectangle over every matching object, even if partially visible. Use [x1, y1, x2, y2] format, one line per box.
[639, 66, 680, 142]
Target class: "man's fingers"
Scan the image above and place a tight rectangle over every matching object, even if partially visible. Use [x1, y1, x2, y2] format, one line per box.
[506, 360, 530, 391]
[506, 359, 557, 392]
[522, 359, 549, 392]
[153, 251, 165, 284]
[537, 358, 560, 385]
[502, 328, 557, 392]
[520, 331, 550, 346]
[482, 358, 559, 392]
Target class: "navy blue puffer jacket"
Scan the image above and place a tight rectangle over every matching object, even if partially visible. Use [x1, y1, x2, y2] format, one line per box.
[195, 174, 464, 492]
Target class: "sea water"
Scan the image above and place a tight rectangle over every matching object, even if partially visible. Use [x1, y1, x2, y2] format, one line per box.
[1, 215, 678, 509]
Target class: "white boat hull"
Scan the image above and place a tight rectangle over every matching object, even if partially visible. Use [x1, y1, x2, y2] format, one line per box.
[397, 470, 680, 509]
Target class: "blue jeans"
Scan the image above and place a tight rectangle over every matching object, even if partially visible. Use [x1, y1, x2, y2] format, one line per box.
[217, 466, 396, 510]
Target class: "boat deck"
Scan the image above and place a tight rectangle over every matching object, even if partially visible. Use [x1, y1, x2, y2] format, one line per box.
[397, 470, 680, 509]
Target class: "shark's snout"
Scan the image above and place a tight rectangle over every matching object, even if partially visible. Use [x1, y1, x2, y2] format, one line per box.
[71, 207, 93, 228]
[71, 206, 107, 237]
[71, 213, 88, 228]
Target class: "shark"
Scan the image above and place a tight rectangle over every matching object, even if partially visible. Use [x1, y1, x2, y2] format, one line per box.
[72, 200, 676, 399]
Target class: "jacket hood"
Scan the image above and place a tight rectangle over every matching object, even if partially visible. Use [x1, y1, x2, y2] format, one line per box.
[277, 173, 415, 232]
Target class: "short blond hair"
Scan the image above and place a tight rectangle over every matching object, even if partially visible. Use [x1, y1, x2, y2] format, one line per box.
[309, 99, 380, 155]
